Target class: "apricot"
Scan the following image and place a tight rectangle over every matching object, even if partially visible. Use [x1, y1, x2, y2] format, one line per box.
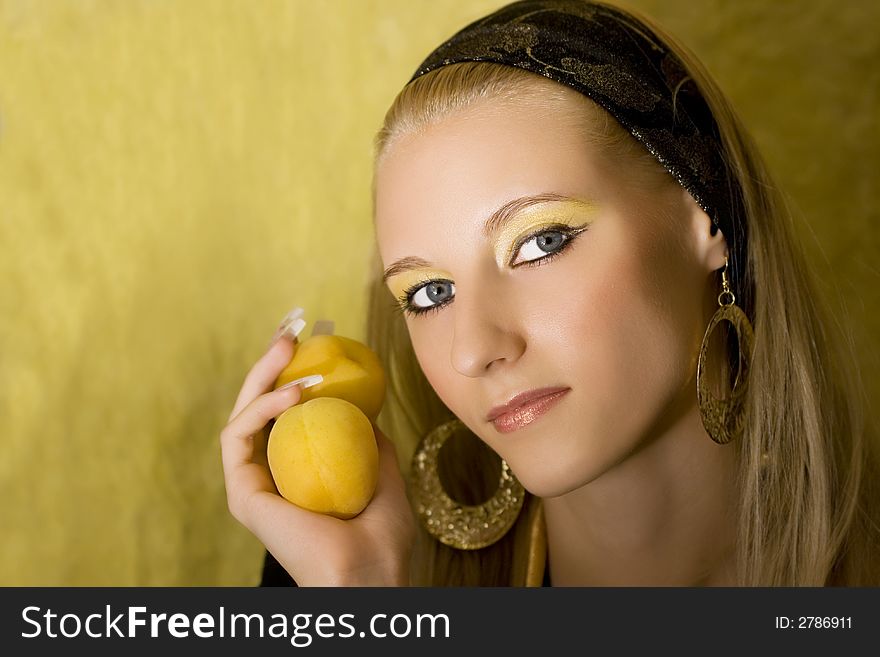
[268, 333, 385, 518]
[274, 335, 385, 421]
[268, 397, 379, 519]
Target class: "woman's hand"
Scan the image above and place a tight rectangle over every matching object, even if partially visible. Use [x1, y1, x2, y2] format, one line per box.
[220, 333, 415, 586]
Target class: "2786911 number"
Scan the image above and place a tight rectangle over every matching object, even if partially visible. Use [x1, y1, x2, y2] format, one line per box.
[775, 616, 852, 629]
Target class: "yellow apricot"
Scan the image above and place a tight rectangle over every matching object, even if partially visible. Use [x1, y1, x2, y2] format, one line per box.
[274, 335, 385, 421]
[268, 397, 379, 519]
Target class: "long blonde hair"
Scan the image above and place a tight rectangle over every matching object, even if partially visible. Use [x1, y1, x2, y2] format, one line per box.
[365, 5, 880, 586]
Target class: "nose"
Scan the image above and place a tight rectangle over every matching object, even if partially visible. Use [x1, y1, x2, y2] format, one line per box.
[449, 279, 526, 377]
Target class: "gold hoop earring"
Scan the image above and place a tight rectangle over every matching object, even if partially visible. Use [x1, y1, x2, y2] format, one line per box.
[697, 256, 755, 445]
[410, 418, 525, 550]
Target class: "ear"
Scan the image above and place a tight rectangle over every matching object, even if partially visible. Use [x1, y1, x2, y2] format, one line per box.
[683, 189, 728, 273]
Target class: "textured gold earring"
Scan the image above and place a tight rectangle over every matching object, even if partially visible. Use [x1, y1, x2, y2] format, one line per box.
[697, 256, 755, 445]
[410, 418, 525, 550]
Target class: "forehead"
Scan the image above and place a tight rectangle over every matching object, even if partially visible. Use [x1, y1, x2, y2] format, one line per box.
[374, 98, 607, 264]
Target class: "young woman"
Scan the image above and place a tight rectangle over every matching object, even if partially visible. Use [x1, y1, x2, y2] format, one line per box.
[221, 0, 880, 586]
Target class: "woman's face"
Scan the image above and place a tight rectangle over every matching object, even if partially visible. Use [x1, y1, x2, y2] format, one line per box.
[374, 90, 723, 498]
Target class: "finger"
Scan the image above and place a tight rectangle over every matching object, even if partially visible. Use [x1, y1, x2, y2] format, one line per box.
[371, 423, 400, 474]
[225, 460, 279, 515]
[229, 337, 297, 422]
[221, 388, 304, 516]
[373, 424, 402, 471]
[362, 424, 408, 515]
[221, 385, 303, 473]
[267, 307, 306, 348]
[252, 422, 272, 468]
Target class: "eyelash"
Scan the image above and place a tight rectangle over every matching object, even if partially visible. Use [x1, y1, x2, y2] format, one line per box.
[396, 223, 588, 318]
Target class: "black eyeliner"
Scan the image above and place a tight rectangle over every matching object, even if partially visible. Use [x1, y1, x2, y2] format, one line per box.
[400, 223, 589, 317]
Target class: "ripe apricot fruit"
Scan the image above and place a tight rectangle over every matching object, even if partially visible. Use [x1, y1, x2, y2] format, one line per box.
[268, 334, 385, 518]
[268, 397, 379, 519]
[274, 335, 385, 421]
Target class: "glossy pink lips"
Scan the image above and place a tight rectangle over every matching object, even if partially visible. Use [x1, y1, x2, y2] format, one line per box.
[490, 389, 570, 433]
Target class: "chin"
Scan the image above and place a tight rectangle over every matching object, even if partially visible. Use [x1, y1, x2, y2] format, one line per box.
[511, 464, 605, 499]
[504, 427, 627, 499]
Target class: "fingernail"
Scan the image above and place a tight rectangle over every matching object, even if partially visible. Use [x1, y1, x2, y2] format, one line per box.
[278, 307, 305, 328]
[278, 307, 306, 334]
[280, 317, 306, 341]
[269, 307, 306, 347]
[277, 374, 323, 391]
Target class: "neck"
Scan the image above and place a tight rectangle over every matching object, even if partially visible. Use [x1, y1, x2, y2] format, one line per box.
[541, 400, 739, 586]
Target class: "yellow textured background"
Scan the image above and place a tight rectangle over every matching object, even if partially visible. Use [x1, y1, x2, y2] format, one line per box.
[1, 0, 877, 585]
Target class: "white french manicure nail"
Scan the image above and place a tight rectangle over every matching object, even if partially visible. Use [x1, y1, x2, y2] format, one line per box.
[277, 374, 323, 391]
[269, 307, 306, 347]
[280, 317, 306, 340]
[280, 307, 304, 326]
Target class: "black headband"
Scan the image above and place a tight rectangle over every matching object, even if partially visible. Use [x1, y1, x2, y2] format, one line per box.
[409, 0, 750, 311]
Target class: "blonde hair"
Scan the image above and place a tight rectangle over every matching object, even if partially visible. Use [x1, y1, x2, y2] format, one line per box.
[365, 6, 880, 586]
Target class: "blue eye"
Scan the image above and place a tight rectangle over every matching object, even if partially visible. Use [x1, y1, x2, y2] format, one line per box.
[398, 224, 588, 318]
[512, 229, 571, 265]
[407, 280, 455, 316]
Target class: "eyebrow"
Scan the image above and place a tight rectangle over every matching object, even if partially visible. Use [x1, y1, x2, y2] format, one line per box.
[381, 192, 578, 283]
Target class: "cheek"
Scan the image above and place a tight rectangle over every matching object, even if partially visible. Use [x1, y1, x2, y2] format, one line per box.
[406, 320, 458, 407]
[560, 234, 697, 437]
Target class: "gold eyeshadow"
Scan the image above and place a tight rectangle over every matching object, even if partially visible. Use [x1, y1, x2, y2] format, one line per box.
[387, 268, 453, 306]
[493, 199, 598, 267]
[384, 198, 599, 306]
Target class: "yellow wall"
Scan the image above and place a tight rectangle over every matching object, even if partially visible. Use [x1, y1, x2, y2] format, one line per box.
[1, 0, 877, 585]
